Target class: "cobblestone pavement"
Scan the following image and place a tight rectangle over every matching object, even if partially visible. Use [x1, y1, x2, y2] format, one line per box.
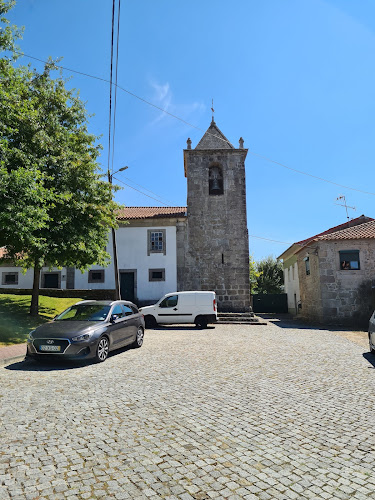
[1, 322, 375, 500]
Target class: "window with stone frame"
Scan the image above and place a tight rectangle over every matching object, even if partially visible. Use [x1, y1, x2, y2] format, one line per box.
[149, 269, 165, 282]
[209, 165, 224, 195]
[304, 256, 310, 276]
[88, 269, 105, 283]
[147, 229, 166, 255]
[2, 272, 18, 285]
[339, 250, 360, 270]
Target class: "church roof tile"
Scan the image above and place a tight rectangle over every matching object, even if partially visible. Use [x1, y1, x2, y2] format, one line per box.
[116, 207, 187, 220]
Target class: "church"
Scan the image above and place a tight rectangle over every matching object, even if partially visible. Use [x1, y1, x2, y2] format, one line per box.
[0, 120, 251, 312]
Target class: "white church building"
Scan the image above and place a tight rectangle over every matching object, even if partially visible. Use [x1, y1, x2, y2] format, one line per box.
[1, 120, 251, 312]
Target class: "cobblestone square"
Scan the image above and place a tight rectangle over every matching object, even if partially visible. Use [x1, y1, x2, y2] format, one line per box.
[1, 321, 374, 499]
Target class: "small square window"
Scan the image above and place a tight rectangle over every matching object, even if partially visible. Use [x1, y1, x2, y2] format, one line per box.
[149, 269, 165, 281]
[339, 250, 360, 270]
[88, 270, 105, 283]
[147, 229, 166, 255]
[2, 272, 18, 285]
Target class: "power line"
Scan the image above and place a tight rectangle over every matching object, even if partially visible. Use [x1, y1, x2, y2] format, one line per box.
[248, 151, 375, 197]
[13, 50, 375, 197]
[248, 234, 294, 245]
[112, 176, 170, 206]
[107, 0, 116, 179]
[110, 0, 121, 176]
[121, 175, 177, 205]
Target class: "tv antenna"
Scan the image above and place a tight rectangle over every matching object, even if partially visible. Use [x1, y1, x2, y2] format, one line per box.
[335, 195, 356, 221]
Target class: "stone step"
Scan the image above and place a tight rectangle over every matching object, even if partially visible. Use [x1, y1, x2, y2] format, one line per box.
[218, 321, 267, 325]
[217, 312, 267, 325]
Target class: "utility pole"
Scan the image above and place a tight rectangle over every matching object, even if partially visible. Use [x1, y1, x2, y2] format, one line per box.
[108, 166, 128, 300]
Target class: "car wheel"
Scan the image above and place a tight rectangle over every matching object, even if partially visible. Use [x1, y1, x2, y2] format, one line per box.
[145, 315, 157, 328]
[133, 326, 144, 348]
[96, 336, 109, 362]
[195, 316, 208, 329]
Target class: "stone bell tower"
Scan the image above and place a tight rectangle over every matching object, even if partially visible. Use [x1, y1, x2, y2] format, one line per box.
[178, 119, 250, 312]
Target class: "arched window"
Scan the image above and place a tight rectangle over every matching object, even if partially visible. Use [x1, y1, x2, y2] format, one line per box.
[209, 166, 223, 195]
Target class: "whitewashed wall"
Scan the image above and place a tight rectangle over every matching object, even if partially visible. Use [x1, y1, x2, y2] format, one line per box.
[1, 225, 178, 303]
[0, 266, 67, 289]
[75, 225, 177, 302]
[284, 262, 301, 315]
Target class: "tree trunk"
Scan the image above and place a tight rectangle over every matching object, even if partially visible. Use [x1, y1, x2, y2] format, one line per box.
[30, 265, 41, 317]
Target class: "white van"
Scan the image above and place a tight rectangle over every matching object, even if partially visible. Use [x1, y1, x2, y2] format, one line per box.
[140, 291, 217, 328]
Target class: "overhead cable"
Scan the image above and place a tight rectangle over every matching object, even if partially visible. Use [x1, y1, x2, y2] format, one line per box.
[14, 50, 375, 197]
[112, 176, 170, 206]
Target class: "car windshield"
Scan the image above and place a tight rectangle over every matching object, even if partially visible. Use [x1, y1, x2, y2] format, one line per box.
[55, 304, 111, 322]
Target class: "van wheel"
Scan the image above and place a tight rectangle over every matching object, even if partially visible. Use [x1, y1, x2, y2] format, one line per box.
[195, 316, 208, 329]
[145, 315, 157, 328]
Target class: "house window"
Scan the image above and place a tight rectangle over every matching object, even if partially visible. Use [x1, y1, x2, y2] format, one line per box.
[147, 229, 166, 255]
[304, 256, 310, 276]
[88, 270, 105, 283]
[2, 272, 18, 285]
[149, 269, 165, 282]
[209, 166, 224, 195]
[339, 250, 360, 270]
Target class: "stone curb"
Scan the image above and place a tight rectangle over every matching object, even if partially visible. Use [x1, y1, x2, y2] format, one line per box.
[0, 343, 27, 367]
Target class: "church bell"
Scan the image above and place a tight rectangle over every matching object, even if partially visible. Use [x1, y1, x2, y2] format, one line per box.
[210, 178, 222, 194]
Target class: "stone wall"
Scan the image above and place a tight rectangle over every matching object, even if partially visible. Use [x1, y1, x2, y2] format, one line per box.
[180, 148, 250, 312]
[298, 240, 375, 326]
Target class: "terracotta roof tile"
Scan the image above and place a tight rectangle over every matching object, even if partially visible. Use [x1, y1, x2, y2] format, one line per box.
[295, 215, 374, 246]
[116, 207, 187, 221]
[316, 219, 375, 241]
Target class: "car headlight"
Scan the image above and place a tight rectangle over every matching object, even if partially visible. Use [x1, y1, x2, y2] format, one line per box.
[27, 330, 36, 341]
[71, 333, 93, 342]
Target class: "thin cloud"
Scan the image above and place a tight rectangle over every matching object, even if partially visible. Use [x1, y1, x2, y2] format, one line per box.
[149, 79, 206, 126]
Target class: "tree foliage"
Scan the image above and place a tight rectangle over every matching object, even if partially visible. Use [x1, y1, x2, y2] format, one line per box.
[0, 0, 119, 315]
[251, 256, 284, 295]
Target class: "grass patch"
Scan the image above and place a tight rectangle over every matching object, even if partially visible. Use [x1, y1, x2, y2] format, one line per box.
[0, 294, 82, 346]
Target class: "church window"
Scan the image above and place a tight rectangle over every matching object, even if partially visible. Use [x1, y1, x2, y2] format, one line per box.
[148, 229, 166, 255]
[149, 268, 165, 281]
[209, 166, 223, 195]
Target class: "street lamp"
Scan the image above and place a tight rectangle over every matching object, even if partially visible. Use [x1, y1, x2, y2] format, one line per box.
[108, 166, 128, 300]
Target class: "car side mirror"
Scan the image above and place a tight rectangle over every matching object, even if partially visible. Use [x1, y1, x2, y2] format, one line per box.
[110, 315, 116, 323]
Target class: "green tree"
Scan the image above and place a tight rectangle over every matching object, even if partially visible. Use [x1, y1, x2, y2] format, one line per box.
[249, 254, 259, 295]
[254, 256, 284, 294]
[0, 0, 118, 315]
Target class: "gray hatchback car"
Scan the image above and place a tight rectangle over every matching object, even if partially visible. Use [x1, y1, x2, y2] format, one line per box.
[26, 300, 145, 362]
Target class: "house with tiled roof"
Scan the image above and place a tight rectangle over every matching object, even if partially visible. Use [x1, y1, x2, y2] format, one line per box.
[1, 120, 251, 311]
[278, 216, 375, 325]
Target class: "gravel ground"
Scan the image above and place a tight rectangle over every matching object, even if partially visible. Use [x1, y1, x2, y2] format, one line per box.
[1, 320, 374, 499]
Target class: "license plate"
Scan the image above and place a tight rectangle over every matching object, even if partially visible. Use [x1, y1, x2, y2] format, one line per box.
[40, 345, 61, 352]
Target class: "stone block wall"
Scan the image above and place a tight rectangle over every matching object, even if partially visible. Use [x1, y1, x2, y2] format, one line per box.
[180, 148, 250, 312]
[298, 240, 375, 326]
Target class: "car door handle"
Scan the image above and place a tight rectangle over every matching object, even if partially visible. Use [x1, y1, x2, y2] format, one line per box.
[173, 308, 178, 311]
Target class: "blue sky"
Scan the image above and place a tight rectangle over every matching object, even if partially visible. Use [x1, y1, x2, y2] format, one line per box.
[7, 0, 375, 260]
